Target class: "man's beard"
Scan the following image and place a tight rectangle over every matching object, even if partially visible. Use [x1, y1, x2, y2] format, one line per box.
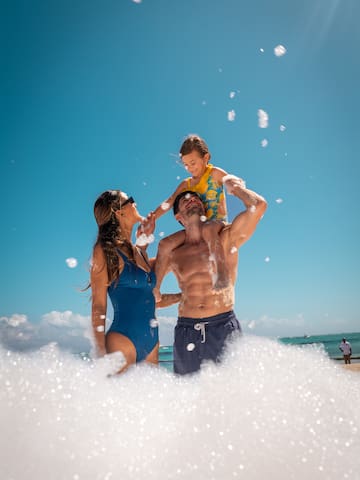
[186, 205, 204, 217]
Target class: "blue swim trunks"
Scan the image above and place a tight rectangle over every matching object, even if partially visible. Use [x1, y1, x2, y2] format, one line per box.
[173, 310, 241, 375]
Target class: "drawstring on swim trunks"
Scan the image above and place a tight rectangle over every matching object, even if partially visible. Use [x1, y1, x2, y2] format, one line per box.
[194, 322, 209, 343]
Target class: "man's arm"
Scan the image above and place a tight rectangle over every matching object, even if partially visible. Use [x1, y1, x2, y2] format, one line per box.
[222, 177, 267, 249]
[156, 293, 182, 308]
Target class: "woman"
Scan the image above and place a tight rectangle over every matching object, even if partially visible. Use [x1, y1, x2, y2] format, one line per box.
[90, 189, 180, 373]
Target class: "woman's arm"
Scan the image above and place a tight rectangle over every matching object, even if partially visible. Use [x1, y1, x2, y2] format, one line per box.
[90, 244, 109, 357]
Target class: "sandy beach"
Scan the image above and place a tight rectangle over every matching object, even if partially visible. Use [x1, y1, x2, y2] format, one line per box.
[342, 363, 360, 372]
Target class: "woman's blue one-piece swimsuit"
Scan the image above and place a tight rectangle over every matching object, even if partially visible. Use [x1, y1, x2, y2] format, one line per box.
[107, 250, 158, 362]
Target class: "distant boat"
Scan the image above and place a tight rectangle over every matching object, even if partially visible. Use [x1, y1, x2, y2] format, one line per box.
[303, 334, 310, 338]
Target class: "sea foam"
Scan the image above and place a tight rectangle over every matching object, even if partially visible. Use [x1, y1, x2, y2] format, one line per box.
[1, 336, 359, 479]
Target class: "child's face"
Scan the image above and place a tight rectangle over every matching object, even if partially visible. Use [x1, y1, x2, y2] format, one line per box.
[181, 151, 209, 178]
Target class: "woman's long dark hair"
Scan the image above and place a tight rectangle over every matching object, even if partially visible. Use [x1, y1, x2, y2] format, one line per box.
[93, 190, 134, 285]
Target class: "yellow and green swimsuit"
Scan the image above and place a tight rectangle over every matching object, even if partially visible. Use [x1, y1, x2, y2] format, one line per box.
[184, 164, 227, 221]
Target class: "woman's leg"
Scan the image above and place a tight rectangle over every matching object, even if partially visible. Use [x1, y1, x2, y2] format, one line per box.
[106, 331, 137, 373]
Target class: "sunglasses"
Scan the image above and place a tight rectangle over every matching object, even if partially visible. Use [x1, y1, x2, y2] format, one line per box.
[120, 196, 135, 208]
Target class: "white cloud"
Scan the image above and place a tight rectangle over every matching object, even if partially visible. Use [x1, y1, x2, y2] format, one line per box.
[1, 313, 28, 327]
[0, 311, 93, 354]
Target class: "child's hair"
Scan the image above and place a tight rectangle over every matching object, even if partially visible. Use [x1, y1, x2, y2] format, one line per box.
[179, 134, 211, 159]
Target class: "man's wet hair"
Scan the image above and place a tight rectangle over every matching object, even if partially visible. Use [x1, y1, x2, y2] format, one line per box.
[173, 190, 202, 215]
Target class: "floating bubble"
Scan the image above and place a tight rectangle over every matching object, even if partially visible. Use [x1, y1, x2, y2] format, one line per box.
[100, 315, 106, 320]
[260, 48, 264, 53]
[185, 193, 191, 199]
[249, 205, 257, 213]
[274, 44, 287, 57]
[248, 320, 256, 329]
[261, 139, 268, 148]
[159, 232, 165, 237]
[176, 176, 180, 180]
[65, 258, 78, 268]
[186, 343, 195, 351]
[264, 256, 271, 263]
[161, 202, 170, 211]
[275, 198, 283, 204]
[149, 319, 159, 328]
[229, 91, 236, 99]
[258, 109, 269, 128]
[230, 246, 237, 254]
[280, 124, 286, 131]
[202, 100, 207, 106]
[227, 110, 236, 122]
[96, 326, 105, 333]
[200, 215, 207, 222]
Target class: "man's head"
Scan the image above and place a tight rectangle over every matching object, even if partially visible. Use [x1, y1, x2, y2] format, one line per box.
[173, 190, 205, 225]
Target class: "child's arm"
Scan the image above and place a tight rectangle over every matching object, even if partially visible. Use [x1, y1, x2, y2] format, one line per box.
[153, 180, 188, 220]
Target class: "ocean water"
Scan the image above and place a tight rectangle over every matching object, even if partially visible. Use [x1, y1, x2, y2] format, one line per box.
[1, 334, 359, 479]
[159, 332, 360, 371]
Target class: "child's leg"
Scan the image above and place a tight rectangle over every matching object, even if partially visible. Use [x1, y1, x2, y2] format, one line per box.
[202, 221, 229, 290]
[153, 230, 186, 302]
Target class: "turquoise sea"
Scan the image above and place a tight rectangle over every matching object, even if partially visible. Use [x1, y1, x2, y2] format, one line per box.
[159, 331, 360, 371]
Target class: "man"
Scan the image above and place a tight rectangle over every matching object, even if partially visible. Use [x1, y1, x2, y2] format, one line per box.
[156, 177, 267, 374]
[339, 338, 352, 364]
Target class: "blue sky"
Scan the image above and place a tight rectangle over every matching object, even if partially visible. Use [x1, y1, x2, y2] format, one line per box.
[1, 0, 359, 350]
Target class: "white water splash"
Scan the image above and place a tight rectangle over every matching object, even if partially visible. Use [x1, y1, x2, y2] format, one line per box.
[274, 44, 287, 57]
[227, 110, 236, 121]
[223, 175, 246, 195]
[161, 202, 170, 211]
[1, 337, 359, 479]
[65, 258, 78, 268]
[258, 109, 269, 128]
[135, 233, 155, 247]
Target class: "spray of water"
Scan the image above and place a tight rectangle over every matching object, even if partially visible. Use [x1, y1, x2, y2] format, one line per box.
[1, 336, 359, 479]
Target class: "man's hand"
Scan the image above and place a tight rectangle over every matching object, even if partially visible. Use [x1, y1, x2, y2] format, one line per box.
[136, 212, 156, 247]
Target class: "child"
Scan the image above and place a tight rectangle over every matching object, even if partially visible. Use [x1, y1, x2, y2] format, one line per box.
[152, 134, 243, 302]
